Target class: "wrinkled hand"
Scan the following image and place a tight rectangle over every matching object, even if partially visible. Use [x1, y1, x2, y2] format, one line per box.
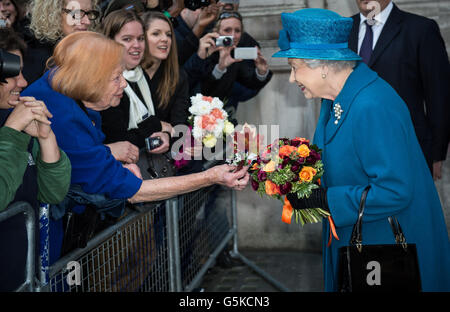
[208, 164, 249, 191]
[106, 141, 139, 164]
[4, 97, 53, 138]
[123, 163, 143, 179]
[147, 132, 170, 154]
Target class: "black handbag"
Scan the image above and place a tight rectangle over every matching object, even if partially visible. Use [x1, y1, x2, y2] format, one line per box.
[136, 148, 176, 180]
[337, 186, 422, 292]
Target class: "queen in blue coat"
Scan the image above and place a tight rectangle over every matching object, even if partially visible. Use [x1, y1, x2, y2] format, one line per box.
[274, 8, 450, 291]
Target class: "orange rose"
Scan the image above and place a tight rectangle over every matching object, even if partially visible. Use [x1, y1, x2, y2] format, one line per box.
[299, 166, 317, 182]
[297, 144, 310, 158]
[201, 114, 217, 131]
[210, 108, 224, 120]
[262, 160, 276, 172]
[202, 96, 213, 102]
[265, 180, 280, 196]
[279, 145, 297, 158]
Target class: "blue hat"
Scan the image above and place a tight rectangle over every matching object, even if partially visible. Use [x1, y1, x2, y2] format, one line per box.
[273, 8, 361, 61]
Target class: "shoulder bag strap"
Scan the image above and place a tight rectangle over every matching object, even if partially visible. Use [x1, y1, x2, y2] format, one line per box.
[350, 185, 371, 252]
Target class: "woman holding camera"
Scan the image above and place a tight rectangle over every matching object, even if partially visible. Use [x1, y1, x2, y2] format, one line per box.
[22, 31, 248, 263]
[184, 11, 272, 106]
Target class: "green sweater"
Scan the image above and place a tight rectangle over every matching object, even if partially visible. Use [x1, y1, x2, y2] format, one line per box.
[0, 126, 71, 211]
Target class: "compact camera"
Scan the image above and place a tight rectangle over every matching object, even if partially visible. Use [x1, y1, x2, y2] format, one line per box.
[215, 36, 234, 47]
[0, 49, 21, 83]
[184, 0, 210, 11]
[145, 136, 163, 152]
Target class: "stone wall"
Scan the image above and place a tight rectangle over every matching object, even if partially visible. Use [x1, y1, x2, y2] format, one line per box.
[233, 0, 450, 251]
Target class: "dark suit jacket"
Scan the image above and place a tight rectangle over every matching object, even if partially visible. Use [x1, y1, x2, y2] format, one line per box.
[349, 4, 450, 169]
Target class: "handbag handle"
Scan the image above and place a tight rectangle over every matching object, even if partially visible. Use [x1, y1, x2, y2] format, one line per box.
[350, 185, 408, 252]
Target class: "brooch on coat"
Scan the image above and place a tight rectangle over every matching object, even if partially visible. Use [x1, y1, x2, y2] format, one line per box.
[333, 103, 343, 125]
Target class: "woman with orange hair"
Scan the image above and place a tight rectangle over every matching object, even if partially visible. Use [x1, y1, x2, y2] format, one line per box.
[22, 31, 249, 263]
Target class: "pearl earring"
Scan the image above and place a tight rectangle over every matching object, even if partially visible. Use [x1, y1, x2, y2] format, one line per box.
[322, 73, 327, 79]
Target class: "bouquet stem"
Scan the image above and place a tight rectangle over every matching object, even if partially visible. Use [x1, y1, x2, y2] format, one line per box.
[294, 208, 330, 226]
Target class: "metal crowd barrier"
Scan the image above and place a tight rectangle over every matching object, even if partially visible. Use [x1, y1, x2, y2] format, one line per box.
[0, 202, 36, 292]
[2, 187, 290, 292]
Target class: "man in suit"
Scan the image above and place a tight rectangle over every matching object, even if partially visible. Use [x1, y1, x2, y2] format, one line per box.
[349, 0, 450, 180]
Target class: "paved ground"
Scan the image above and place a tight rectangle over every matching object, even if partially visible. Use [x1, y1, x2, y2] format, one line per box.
[199, 250, 324, 292]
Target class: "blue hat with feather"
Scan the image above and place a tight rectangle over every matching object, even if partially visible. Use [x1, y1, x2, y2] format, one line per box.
[273, 8, 361, 61]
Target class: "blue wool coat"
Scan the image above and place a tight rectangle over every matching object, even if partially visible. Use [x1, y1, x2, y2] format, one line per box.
[22, 72, 143, 263]
[22, 71, 142, 199]
[314, 62, 450, 292]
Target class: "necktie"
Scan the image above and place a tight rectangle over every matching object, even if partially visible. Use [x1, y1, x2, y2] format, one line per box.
[359, 20, 373, 64]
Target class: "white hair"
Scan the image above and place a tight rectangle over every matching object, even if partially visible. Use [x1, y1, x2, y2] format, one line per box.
[302, 59, 357, 72]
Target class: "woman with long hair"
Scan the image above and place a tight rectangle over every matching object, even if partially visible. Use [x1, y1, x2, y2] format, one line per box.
[100, 9, 172, 160]
[141, 10, 190, 128]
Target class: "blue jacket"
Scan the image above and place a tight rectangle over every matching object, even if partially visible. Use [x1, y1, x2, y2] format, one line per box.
[314, 62, 450, 291]
[22, 71, 142, 200]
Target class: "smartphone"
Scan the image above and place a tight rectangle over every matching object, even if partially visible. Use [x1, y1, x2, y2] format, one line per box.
[233, 47, 258, 60]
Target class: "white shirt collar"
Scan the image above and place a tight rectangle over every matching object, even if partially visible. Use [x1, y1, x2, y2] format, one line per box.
[360, 1, 394, 26]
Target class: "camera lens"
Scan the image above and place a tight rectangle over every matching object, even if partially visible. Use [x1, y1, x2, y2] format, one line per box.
[223, 37, 232, 46]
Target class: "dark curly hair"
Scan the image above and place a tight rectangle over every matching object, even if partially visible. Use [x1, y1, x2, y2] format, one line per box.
[0, 27, 27, 56]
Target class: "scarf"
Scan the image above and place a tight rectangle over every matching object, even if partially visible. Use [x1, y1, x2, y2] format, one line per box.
[123, 66, 156, 130]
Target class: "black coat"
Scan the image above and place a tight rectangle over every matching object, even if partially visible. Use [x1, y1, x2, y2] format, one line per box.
[349, 4, 450, 168]
[101, 67, 190, 149]
[184, 51, 272, 103]
[22, 37, 54, 86]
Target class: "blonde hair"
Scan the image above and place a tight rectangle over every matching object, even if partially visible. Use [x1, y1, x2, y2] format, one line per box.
[29, 0, 99, 43]
[141, 11, 179, 110]
[47, 31, 124, 103]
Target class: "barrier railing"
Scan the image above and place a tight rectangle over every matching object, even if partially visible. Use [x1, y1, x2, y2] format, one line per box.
[0, 202, 36, 292]
[2, 187, 290, 292]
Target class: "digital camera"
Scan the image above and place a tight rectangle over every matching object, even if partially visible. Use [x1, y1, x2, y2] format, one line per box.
[145, 137, 163, 152]
[184, 0, 210, 11]
[0, 49, 21, 83]
[215, 36, 234, 47]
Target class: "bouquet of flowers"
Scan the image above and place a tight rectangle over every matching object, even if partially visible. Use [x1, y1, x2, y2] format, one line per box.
[188, 94, 235, 148]
[249, 137, 331, 226]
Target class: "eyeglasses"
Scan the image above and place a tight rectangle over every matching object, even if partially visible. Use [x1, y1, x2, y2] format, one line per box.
[218, 11, 242, 21]
[62, 8, 100, 21]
